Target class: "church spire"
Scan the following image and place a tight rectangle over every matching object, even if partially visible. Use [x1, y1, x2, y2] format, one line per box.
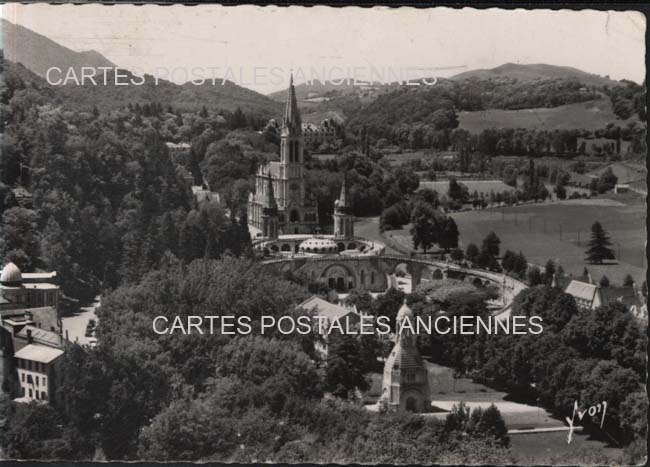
[337, 175, 351, 211]
[283, 73, 301, 132]
[334, 174, 354, 239]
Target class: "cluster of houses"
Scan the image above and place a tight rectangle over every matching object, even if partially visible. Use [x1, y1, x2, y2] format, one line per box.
[0, 262, 64, 404]
[556, 272, 647, 318]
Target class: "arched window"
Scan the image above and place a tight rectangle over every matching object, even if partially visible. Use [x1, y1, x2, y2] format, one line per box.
[290, 210, 300, 222]
[371, 272, 375, 284]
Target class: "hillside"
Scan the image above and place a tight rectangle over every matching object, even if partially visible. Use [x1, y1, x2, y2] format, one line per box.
[1, 18, 115, 77]
[52, 69, 282, 115]
[458, 97, 639, 133]
[1, 19, 282, 116]
[451, 63, 618, 87]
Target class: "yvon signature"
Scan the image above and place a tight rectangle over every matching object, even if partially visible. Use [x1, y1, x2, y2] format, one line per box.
[565, 400, 607, 444]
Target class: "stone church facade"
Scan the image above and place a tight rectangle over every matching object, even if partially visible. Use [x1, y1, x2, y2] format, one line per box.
[248, 76, 319, 235]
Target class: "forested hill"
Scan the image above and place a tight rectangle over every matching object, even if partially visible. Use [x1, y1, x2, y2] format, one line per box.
[2, 58, 282, 115]
[295, 63, 643, 136]
[52, 70, 283, 115]
[340, 70, 644, 143]
[451, 62, 619, 87]
[1, 19, 282, 115]
[1, 18, 116, 78]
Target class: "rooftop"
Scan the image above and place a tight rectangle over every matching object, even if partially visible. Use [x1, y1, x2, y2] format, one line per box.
[17, 325, 62, 348]
[14, 344, 64, 364]
[298, 296, 358, 321]
[600, 286, 643, 308]
[565, 280, 598, 302]
[23, 271, 57, 281]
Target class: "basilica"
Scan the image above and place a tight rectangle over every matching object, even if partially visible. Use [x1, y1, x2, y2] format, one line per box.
[248, 76, 319, 235]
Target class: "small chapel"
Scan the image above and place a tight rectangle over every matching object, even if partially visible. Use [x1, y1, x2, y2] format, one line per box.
[379, 301, 431, 412]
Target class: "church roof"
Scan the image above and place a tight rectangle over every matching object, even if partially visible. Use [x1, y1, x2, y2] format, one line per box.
[260, 161, 282, 179]
[600, 286, 643, 309]
[565, 280, 599, 302]
[283, 74, 302, 132]
[390, 341, 425, 371]
[298, 296, 358, 321]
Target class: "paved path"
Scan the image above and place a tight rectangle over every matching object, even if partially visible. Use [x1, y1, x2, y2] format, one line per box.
[508, 426, 582, 434]
[62, 297, 100, 345]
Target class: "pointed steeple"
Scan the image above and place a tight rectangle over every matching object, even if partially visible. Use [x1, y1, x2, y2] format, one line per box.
[334, 174, 354, 238]
[283, 73, 301, 132]
[338, 176, 350, 209]
[335, 175, 352, 216]
[262, 172, 277, 211]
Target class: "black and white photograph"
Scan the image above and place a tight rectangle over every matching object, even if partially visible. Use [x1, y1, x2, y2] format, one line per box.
[0, 3, 647, 465]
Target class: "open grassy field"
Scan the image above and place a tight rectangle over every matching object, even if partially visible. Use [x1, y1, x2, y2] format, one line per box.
[450, 193, 646, 285]
[509, 431, 623, 465]
[420, 179, 515, 197]
[383, 150, 456, 167]
[458, 98, 638, 133]
[355, 191, 645, 286]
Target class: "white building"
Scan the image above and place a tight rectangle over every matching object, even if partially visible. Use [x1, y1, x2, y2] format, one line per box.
[298, 296, 360, 358]
[14, 343, 63, 403]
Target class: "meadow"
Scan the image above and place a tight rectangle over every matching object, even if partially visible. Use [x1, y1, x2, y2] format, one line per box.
[419, 179, 515, 197]
[383, 150, 456, 167]
[450, 193, 646, 285]
[458, 98, 638, 132]
[361, 189, 646, 286]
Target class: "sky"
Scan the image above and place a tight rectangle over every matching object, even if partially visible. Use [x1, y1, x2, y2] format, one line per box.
[1, 4, 645, 93]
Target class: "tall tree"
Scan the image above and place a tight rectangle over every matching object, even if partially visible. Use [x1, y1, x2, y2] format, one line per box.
[585, 221, 615, 264]
[325, 333, 369, 398]
[481, 231, 501, 257]
[439, 217, 460, 252]
[544, 260, 556, 285]
[410, 202, 441, 253]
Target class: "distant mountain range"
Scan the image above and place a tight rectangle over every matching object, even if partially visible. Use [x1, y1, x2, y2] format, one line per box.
[0, 18, 634, 123]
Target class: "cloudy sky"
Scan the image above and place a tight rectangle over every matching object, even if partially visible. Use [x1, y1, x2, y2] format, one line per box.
[1, 4, 645, 93]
